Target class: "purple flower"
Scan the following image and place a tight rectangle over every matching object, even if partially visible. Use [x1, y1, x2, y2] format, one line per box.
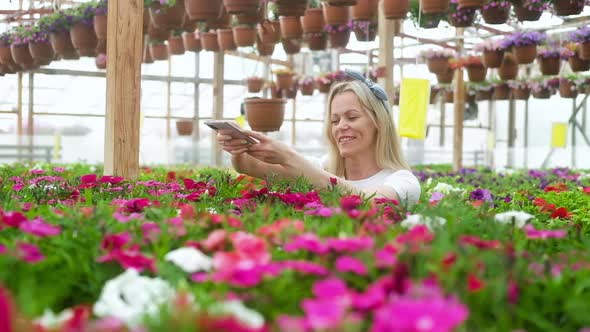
[469, 188, 493, 202]
[502, 31, 547, 48]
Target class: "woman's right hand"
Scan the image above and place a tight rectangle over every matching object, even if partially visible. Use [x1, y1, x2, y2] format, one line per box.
[217, 130, 250, 156]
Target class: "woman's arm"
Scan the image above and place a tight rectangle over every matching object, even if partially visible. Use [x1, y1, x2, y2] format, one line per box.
[230, 153, 288, 180]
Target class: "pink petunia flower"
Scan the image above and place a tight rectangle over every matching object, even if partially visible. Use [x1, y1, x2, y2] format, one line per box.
[0, 244, 6, 255]
[284, 233, 329, 255]
[524, 224, 567, 239]
[326, 236, 374, 253]
[335, 256, 368, 275]
[19, 217, 61, 237]
[1, 211, 27, 228]
[16, 242, 44, 263]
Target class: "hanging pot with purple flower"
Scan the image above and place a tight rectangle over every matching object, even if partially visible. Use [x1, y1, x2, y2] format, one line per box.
[481, 0, 511, 24]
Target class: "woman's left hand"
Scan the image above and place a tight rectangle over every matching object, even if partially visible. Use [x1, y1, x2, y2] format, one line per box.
[242, 130, 296, 166]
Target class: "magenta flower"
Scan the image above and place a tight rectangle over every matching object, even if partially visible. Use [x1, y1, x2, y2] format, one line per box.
[1, 211, 27, 228]
[141, 222, 161, 242]
[19, 217, 61, 237]
[351, 284, 386, 311]
[335, 256, 368, 275]
[340, 195, 362, 211]
[101, 232, 131, 251]
[302, 297, 347, 330]
[327, 236, 374, 253]
[277, 315, 308, 332]
[312, 277, 349, 299]
[375, 245, 397, 268]
[281, 260, 329, 276]
[304, 206, 334, 217]
[17, 242, 44, 263]
[524, 224, 567, 239]
[80, 173, 98, 183]
[123, 198, 151, 213]
[100, 175, 124, 184]
[0, 287, 13, 332]
[30, 169, 45, 175]
[284, 233, 329, 255]
[0, 244, 6, 255]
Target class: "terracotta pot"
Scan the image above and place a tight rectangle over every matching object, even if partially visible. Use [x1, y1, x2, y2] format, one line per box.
[150, 2, 185, 30]
[300, 83, 315, 95]
[318, 81, 332, 93]
[143, 44, 154, 63]
[466, 65, 486, 82]
[482, 49, 504, 68]
[245, 98, 286, 132]
[351, 0, 378, 20]
[559, 80, 577, 98]
[481, 5, 510, 24]
[148, 22, 172, 41]
[580, 41, 590, 60]
[201, 31, 220, 52]
[436, 68, 454, 84]
[207, 6, 231, 29]
[168, 35, 185, 55]
[537, 56, 561, 76]
[29, 42, 54, 66]
[498, 53, 518, 80]
[325, 0, 357, 5]
[383, 0, 409, 19]
[514, 5, 542, 21]
[569, 53, 590, 72]
[184, 0, 223, 21]
[183, 32, 202, 52]
[426, 57, 449, 74]
[305, 33, 327, 50]
[275, 73, 294, 89]
[328, 30, 351, 48]
[448, 10, 475, 27]
[181, 15, 198, 32]
[282, 38, 301, 54]
[275, 0, 309, 17]
[71, 23, 98, 57]
[217, 29, 237, 51]
[233, 26, 256, 47]
[553, 0, 584, 16]
[444, 90, 454, 103]
[513, 44, 537, 64]
[476, 89, 493, 101]
[280, 16, 303, 40]
[301, 8, 325, 33]
[247, 77, 264, 93]
[11, 44, 34, 70]
[96, 38, 107, 54]
[150, 43, 169, 60]
[269, 83, 281, 98]
[50, 31, 74, 57]
[176, 120, 194, 136]
[222, 0, 260, 14]
[0, 45, 16, 68]
[257, 20, 280, 44]
[323, 4, 350, 26]
[235, 5, 264, 25]
[420, 0, 449, 14]
[94, 14, 108, 40]
[282, 87, 297, 99]
[493, 84, 510, 100]
[353, 23, 376, 41]
[512, 86, 530, 100]
[256, 36, 275, 56]
[532, 88, 551, 99]
[458, 0, 484, 7]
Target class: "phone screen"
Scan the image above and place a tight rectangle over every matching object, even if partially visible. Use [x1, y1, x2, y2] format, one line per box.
[204, 121, 259, 144]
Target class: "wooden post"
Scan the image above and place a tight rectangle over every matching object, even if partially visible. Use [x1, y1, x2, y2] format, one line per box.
[507, 98, 516, 168]
[28, 72, 34, 160]
[166, 58, 172, 140]
[377, 7, 394, 102]
[192, 52, 200, 163]
[104, 0, 144, 178]
[439, 97, 445, 147]
[212, 51, 225, 166]
[452, 28, 465, 171]
[16, 73, 23, 138]
[523, 97, 529, 168]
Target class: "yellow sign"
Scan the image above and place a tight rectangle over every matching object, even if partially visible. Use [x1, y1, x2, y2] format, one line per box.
[551, 122, 567, 148]
[235, 115, 246, 127]
[398, 78, 430, 140]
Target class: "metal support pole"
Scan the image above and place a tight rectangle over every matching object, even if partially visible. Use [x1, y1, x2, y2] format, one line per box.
[16, 72, 23, 161]
[212, 52, 224, 166]
[452, 28, 465, 171]
[262, 56, 270, 98]
[507, 98, 516, 168]
[193, 52, 200, 163]
[487, 98, 496, 168]
[166, 57, 172, 140]
[439, 97, 445, 147]
[524, 98, 529, 168]
[28, 72, 34, 160]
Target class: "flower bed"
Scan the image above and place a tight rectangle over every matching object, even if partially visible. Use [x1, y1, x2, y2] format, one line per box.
[2, 164, 590, 331]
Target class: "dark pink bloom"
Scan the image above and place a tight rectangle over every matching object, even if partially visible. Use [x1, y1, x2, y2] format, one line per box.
[396, 225, 434, 248]
[53, 167, 65, 173]
[100, 175, 124, 184]
[168, 217, 187, 237]
[0, 287, 13, 332]
[281, 260, 329, 276]
[30, 169, 45, 175]
[277, 315, 308, 332]
[1, 211, 27, 228]
[191, 272, 209, 282]
[524, 224, 567, 239]
[124, 198, 151, 213]
[16, 242, 44, 263]
[467, 274, 485, 292]
[351, 284, 386, 311]
[112, 212, 144, 223]
[326, 236, 374, 253]
[304, 206, 333, 217]
[284, 233, 329, 255]
[0, 244, 6, 255]
[19, 217, 61, 237]
[335, 256, 368, 275]
[141, 222, 161, 242]
[302, 297, 347, 330]
[202, 229, 227, 251]
[375, 245, 397, 268]
[312, 277, 349, 299]
[98, 248, 155, 272]
[100, 232, 131, 251]
[340, 195, 362, 211]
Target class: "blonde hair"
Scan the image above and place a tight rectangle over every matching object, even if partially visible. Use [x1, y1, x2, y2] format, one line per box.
[323, 80, 410, 177]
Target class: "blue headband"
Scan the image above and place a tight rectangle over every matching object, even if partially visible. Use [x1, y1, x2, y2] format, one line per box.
[344, 69, 388, 102]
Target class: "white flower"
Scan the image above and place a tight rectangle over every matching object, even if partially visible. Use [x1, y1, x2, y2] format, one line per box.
[164, 247, 212, 273]
[579, 172, 590, 180]
[401, 214, 447, 230]
[207, 207, 218, 214]
[35, 309, 73, 329]
[93, 269, 175, 326]
[211, 300, 265, 329]
[496, 167, 516, 176]
[430, 182, 464, 195]
[494, 211, 534, 228]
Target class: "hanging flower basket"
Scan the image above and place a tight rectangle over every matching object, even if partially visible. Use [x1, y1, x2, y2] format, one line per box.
[246, 77, 264, 93]
[476, 88, 493, 101]
[568, 52, 590, 72]
[457, 0, 484, 8]
[150, 2, 185, 30]
[301, 8, 325, 33]
[282, 39, 301, 54]
[29, 42, 54, 66]
[436, 68, 454, 84]
[498, 53, 518, 80]
[149, 42, 169, 61]
[299, 81, 315, 95]
[11, 43, 34, 70]
[257, 21, 280, 44]
[351, 0, 378, 21]
[482, 50, 504, 68]
[305, 32, 328, 50]
[532, 88, 552, 99]
[280, 16, 304, 40]
[201, 31, 220, 52]
[245, 98, 286, 132]
[553, 0, 584, 16]
[256, 36, 275, 56]
[49, 31, 76, 59]
[514, 5, 542, 21]
[351, 20, 377, 42]
[185, 0, 223, 21]
[233, 26, 256, 47]
[426, 57, 450, 75]
[282, 87, 298, 99]
[537, 55, 561, 76]
[420, 0, 450, 14]
[275, 72, 295, 90]
[318, 81, 332, 93]
[275, 0, 309, 17]
[207, 6, 231, 29]
[217, 29, 237, 51]
[181, 15, 198, 32]
[148, 22, 172, 41]
[383, 0, 409, 19]
[511, 86, 531, 100]
[182, 32, 202, 52]
[168, 35, 185, 55]
[176, 120, 194, 136]
[0, 45, 16, 68]
[222, 0, 260, 14]
[493, 84, 510, 100]
[323, 4, 350, 26]
[94, 14, 108, 40]
[328, 29, 351, 49]
[448, 10, 476, 27]
[559, 79, 578, 98]
[481, 2, 510, 24]
[466, 65, 487, 82]
[325, 0, 357, 5]
[513, 45, 537, 64]
[70, 22, 98, 57]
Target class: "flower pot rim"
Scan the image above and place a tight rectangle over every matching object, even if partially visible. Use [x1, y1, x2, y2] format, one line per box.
[245, 98, 286, 105]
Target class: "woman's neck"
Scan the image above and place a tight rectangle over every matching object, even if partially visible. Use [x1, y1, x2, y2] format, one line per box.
[343, 156, 382, 181]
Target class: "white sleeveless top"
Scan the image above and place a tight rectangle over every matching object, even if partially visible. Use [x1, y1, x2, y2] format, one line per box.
[307, 155, 421, 206]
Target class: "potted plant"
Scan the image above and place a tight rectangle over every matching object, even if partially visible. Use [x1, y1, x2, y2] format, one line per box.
[492, 80, 510, 100]
[92, 0, 108, 40]
[176, 119, 194, 136]
[559, 75, 578, 99]
[305, 31, 328, 50]
[316, 72, 334, 93]
[185, 0, 223, 21]
[274, 68, 296, 90]
[419, 48, 456, 75]
[182, 31, 202, 52]
[513, 0, 549, 21]
[420, 0, 450, 14]
[563, 43, 590, 72]
[299, 76, 316, 95]
[216, 28, 237, 51]
[350, 20, 377, 42]
[281, 38, 301, 54]
[38, 10, 78, 59]
[232, 22, 257, 47]
[508, 79, 531, 100]
[569, 27, 590, 60]
[274, 0, 309, 17]
[222, 0, 260, 14]
[351, 0, 378, 20]
[447, 0, 476, 27]
[245, 98, 287, 132]
[168, 30, 185, 55]
[246, 76, 265, 93]
[471, 81, 494, 101]
[279, 16, 304, 40]
[146, 0, 185, 31]
[462, 56, 487, 82]
[536, 44, 562, 76]
[200, 28, 220, 52]
[68, 3, 99, 57]
[498, 52, 518, 80]
[325, 23, 351, 49]
[551, 0, 585, 16]
[474, 39, 504, 68]
[384, 0, 410, 19]
[10, 26, 35, 70]
[255, 34, 275, 56]
[149, 39, 169, 60]
[481, 0, 511, 24]
[27, 26, 54, 66]
[530, 77, 559, 99]
[302, 0, 325, 34]
[501, 31, 546, 65]
[322, 2, 350, 26]
[0, 32, 17, 70]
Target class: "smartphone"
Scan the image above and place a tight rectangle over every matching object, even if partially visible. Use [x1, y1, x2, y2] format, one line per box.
[204, 120, 259, 144]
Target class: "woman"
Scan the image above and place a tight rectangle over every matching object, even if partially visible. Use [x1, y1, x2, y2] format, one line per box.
[217, 70, 421, 206]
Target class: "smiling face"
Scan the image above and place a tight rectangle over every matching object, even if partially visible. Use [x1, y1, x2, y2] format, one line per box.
[330, 91, 378, 159]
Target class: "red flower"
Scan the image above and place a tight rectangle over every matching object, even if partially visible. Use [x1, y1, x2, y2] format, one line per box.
[550, 207, 571, 219]
[0, 287, 13, 332]
[533, 197, 556, 213]
[459, 235, 501, 250]
[471, 200, 484, 208]
[166, 171, 177, 182]
[467, 274, 485, 292]
[442, 252, 457, 270]
[544, 183, 568, 193]
[583, 187, 590, 194]
[329, 177, 338, 186]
